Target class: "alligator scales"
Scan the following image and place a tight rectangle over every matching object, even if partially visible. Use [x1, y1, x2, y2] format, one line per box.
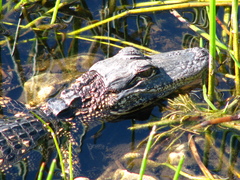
[0, 47, 208, 171]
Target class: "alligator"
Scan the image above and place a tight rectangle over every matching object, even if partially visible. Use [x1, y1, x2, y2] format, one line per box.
[0, 47, 208, 173]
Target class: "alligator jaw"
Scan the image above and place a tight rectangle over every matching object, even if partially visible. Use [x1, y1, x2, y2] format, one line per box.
[90, 47, 209, 116]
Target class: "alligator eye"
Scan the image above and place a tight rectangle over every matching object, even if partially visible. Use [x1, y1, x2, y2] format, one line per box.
[137, 67, 156, 78]
[126, 67, 156, 89]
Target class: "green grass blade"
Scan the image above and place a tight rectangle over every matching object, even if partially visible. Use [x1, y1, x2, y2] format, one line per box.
[231, 0, 240, 95]
[50, 0, 61, 24]
[37, 162, 46, 180]
[0, 0, 2, 16]
[203, 76, 218, 111]
[69, 141, 73, 180]
[173, 155, 185, 180]
[46, 159, 56, 180]
[31, 112, 66, 179]
[138, 125, 156, 180]
[230, 53, 240, 68]
[207, 0, 216, 103]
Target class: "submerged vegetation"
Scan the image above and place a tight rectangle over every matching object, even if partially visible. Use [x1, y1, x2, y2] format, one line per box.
[0, 0, 240, 179]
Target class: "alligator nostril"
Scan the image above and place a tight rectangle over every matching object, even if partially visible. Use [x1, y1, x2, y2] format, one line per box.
[194, 48, 209, 60]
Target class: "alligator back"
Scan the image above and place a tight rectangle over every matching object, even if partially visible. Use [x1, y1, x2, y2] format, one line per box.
[0, 97, 50, 169]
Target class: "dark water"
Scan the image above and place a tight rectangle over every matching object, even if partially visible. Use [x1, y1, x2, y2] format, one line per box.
[0, 0, 239, 179]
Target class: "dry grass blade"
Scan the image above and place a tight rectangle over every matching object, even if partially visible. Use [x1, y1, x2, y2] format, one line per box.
[188, 134, 215, 179]
[193, 113, 240, 129]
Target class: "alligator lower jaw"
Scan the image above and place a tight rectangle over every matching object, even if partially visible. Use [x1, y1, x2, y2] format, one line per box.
[109, 76, 204, 117]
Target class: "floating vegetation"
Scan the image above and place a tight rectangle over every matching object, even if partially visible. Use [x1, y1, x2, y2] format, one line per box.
[130, 93, 240, 179]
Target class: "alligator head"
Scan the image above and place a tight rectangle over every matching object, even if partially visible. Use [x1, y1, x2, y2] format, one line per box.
[46, 47, 209, 124]
[89, 47, 208, 116]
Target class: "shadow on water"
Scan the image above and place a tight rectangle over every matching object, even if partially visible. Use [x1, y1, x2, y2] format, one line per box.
[0, 0, 239, 179]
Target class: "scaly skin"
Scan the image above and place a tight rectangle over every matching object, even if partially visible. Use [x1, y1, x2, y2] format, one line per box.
[0, 47, 208, 169]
